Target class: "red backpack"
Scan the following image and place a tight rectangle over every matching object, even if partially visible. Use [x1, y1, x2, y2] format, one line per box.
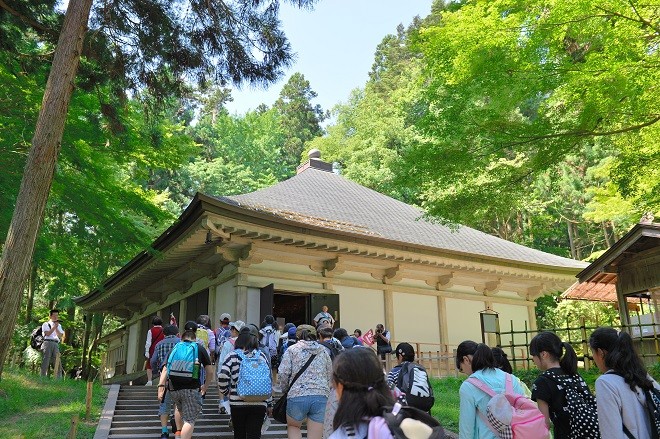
[466, 374, 549, 439]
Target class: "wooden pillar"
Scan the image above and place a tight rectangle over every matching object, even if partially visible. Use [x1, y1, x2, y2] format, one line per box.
[437, 295, 449, 348]
[384, 289, 394, 341]
[235, 273, 249, 322]
[616, 283, 631, 330]
[527, 304, 538, 331]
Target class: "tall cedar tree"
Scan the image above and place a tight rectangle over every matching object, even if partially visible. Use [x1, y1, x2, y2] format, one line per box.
[0, 0, 317, 379]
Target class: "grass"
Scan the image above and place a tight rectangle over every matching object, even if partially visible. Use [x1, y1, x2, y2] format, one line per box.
[0, 368, 108, 439]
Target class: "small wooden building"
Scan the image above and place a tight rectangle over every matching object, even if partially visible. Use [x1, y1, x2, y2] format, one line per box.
[75, 152, 586, 379]
[569, 221, 660, 339]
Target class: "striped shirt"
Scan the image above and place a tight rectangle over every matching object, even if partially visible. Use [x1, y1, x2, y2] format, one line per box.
[217, 350, 273, 407]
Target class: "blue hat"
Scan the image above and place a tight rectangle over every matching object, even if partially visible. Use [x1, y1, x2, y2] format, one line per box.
[288, 326, 297, 339]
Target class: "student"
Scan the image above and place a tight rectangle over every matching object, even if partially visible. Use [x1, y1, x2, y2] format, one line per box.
[278, 324, 332, 439]
[456, 340, 525, 439]
[529, 331, 598, 439]
[590, 327, 660, 439]
[217, 328, 273, 439]
[144, 316, 165, 385]
[328, 348, 395, 439]
[491, 347, 531, 397]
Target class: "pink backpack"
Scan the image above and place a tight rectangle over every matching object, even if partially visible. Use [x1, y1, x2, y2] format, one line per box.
[466, 374, 549, 439]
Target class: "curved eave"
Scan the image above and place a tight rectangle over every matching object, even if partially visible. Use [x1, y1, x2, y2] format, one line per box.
[74, 194, 208, 307]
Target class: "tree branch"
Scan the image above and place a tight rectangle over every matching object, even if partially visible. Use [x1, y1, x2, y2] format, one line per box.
[0, 0, 57, 38]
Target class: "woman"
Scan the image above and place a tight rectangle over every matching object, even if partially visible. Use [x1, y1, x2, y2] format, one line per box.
[456, 340, 525, 439]
[590, 327, 660, 439]
[529, 331, 598, 439]
[491, 347, 531, 397]
[218, 328, 272, 439]
[328, 348, 395, 438]
[278, 324, 332, 439]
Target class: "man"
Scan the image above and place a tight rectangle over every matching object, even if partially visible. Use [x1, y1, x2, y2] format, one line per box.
[313, 305, 335, 328]
[215, 313, 231, 358]
[41, 309, 64, 378]
[318, 326, 342, 360]
[374, 323, 391, 360]
[145, 316, 165, 385]
[195, 314, 215, 362]
[158, 321, 213, 439]
[150, 325, 181, 439]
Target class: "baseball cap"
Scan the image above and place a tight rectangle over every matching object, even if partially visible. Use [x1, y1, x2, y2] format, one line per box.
[184, 321, 198, 332]
[220, 313, 231, 322]
[288, 326, 297, 339]
[229, 320, 245, 332]
[394, 342, 415, 357]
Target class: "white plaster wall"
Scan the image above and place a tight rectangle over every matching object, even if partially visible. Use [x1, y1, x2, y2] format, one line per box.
[335, 286, 384, 335]
[126, 322, 140, 374]
[246, 287, 260, 324]
[213, 279, 236, 324]
[392, 292, 440, 345]
[444, 297, 487, 348]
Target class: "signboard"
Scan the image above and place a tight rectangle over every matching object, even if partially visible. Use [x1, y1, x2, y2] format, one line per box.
[363, 329, 375, 346]
[479, 309, 499, 344]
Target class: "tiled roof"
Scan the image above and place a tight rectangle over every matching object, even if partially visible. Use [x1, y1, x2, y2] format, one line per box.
[215, 167, 586, 270]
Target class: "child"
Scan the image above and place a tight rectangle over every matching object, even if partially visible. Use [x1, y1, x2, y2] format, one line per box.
[456, 341, 526, 439]
[529, 331, 598, 439]
[590, 327, 660, 439]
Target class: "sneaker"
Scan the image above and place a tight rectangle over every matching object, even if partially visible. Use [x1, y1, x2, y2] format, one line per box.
[160, 433, 169, 439]
[174, 431, 182, 439]
[219, 407, 227, 415]
[145, 380, 152, 386]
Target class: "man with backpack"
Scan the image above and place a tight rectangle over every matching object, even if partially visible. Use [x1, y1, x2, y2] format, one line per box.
[387, 343, 435, 413]
[150, 324, 181, 439]
[196, 315, 215, 363]
[40, 309, 64, 378]
[259, 315, 279, 373]
[157, 321, 213, 439]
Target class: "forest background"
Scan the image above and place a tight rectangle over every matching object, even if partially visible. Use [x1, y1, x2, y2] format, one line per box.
[0, 0, 658, 378]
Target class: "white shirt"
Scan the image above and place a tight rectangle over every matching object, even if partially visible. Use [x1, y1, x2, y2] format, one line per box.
[42, 320, 63, 342]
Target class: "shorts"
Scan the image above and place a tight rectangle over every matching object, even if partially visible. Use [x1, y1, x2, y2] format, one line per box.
[286, 395, 328, 423]
[169, 388, 203, 425]
[158, 390, 173, 416]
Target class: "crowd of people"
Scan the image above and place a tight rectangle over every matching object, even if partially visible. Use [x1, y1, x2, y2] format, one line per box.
[139, 306, 659, 439]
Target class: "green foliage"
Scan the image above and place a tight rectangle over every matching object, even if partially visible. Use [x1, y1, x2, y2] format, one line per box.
[0, 368, 107, 438]
[273, 72, 326, 168]
[403, 0, 659, 225]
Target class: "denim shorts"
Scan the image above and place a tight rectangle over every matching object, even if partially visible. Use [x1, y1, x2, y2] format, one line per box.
[286, 395, 328, 423]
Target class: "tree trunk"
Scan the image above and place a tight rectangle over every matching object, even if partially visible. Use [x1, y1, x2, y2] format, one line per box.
[24, 263, 37, 324]
[65, 306, 76, 345]
[567, 219, 577, 259]
[0, 0, 93, 380]
[80, 312, 91, 375]
[602, 221, 614, 248]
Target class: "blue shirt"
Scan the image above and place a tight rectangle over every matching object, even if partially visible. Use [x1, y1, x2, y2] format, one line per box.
[459, 368, 525, 439]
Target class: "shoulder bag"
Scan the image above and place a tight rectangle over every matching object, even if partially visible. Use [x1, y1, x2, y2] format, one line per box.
[272, 354, 317, 423]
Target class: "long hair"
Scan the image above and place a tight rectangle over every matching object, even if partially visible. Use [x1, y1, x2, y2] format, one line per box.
[455, 340, 496, 372]
[529, 331, 578, 375]
[589, 327, 653, 391]
[492, 347, 513, 374]
[235, 331, 258, 351]
[332, 348, 394, 430]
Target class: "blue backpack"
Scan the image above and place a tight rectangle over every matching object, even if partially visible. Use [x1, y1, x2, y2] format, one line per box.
[236, 349, 272, 401]
[166, 341, 200, 387]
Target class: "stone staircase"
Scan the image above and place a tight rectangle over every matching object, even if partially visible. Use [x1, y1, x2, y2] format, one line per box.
[102, 384, 299, 438]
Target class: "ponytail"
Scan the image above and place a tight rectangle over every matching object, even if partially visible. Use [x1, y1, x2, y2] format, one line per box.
[559, 342, 578, 376]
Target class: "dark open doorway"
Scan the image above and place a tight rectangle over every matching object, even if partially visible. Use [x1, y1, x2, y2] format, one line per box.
[273, 292, 309, 327]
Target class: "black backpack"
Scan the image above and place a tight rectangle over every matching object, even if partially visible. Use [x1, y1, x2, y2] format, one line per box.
[30, 325, 46, 350]
[543, 369, 600, 439]
[643, 387, 660, 439]
[374, 404, 445, 439]
[321, 340, 341, 360]
[396, 362, 435, 412]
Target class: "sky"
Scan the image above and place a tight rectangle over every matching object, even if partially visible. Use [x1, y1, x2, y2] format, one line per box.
[225, 1, 433, 115]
